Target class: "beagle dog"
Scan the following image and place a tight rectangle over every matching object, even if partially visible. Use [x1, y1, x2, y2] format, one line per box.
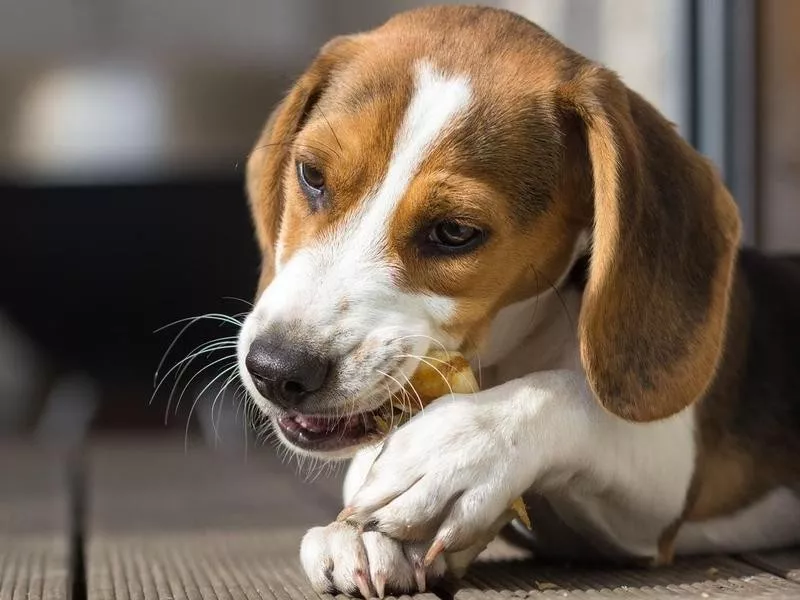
[237, 5, 800, 597]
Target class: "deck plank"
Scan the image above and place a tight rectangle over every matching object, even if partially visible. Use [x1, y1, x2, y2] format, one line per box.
[84, 437, 440, 600]
[0, 442, 73, 600]
[84, 438, 800, 600]
[451, 539, 800, 599]
[741, 548, 800, 583]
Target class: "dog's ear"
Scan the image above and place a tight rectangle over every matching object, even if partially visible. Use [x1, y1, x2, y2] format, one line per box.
[246, 35, 359, 293]
[560, 66, 741, 422]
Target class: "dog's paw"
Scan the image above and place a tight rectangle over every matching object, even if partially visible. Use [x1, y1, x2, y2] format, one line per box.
[300, 522, 446, 598]
[340, 393, 527, 558]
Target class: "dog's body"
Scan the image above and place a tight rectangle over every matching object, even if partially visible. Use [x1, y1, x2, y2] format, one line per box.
[342, 250, 800, 564]
[236, 6, 799, 597]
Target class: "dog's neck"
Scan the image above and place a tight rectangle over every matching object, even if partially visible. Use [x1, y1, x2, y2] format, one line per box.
[473, 279, 584, 389]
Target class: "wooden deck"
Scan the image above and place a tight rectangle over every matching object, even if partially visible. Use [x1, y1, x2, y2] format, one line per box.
[2, 437, 798, 600]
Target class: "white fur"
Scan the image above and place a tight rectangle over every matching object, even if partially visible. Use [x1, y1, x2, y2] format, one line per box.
[476, 229, 589, 371]
[477, 282, 582, 375]
[238, 61, 473, 424]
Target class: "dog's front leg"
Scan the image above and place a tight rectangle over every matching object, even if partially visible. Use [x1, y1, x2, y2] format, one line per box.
[340, 370, 592, 564]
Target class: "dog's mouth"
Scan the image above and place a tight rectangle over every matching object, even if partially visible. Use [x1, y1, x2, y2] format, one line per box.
[275, 407, 387, 453]
[273, 365, 417, 454]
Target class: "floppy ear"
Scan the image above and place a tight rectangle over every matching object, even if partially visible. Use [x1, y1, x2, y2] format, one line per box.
[560, 66, 741, 422]
[245, 35, 359, 294]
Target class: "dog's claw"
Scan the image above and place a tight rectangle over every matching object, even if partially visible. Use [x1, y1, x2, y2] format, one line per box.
[424, 538, 445, 568]
[337, 506, 356, 522]
[355, 569, 372, 599]
[373, 572, 386, 599]
[414, 562, 427, 593]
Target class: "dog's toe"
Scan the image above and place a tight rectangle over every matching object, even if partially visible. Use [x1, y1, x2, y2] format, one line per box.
[300, 522, 445, 598]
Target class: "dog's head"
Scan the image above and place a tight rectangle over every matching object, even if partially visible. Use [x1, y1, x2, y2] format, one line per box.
[238, 6, 740, 458]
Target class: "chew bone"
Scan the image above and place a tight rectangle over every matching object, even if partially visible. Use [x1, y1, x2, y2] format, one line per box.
[375, 349, 531, 530]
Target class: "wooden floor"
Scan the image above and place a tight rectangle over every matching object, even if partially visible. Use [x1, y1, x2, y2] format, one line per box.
[1, 437, 798, 600]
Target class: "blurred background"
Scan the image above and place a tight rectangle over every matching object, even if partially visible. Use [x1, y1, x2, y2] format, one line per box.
[0, 0, 797, 449]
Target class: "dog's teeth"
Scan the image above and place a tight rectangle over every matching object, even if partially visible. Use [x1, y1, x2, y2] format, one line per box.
[294, 415, 330, 433]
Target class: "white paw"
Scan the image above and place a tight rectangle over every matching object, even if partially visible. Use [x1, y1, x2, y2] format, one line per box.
[340, 393, 528, 557]
[300, 522, 446, 598]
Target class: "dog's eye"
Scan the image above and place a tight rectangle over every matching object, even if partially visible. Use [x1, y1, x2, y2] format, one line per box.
[426, 220, 484, 253]
[297, 162, 325, 194]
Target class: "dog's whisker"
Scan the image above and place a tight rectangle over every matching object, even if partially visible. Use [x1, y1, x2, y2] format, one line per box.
[530, 267, 543, 332]
[234, 384, 249, 423]
[405, 354, 457, 402]
[173, 354, 238, 417]
[193, 362, 239, 405]
[161, 339, 237, 385]
[230, 384, 250, 459]
[308, 455, 333, 484]
[245, 396, 266, 445]
[154, 311, 243, 338]
[396, 353, 449, 366]
[529, 265, 577, 358]
[210, 370, 240, 445]
[153, 319, 200, 363]
[534, 266, 575, 331]
[393, 334, 450, 357]
[152, 337, 238, 402]
[249, 140, 339, 162]
[154, 343, 238, 425]
[166, 354, 211, 424]
[376, 368, 424, 418]
[378, 381, 397, 431]
[395, 368, 425, 413]
[183, 363, 239, 452]
[221, 296, 254, 308]
[375, 369, 406, 396]
[319, 107, 344, 152]
[153, 335, 237, 393]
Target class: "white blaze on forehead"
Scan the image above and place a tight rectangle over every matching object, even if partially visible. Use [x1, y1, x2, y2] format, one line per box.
[332, 61, 471, 324]
[336, 60, 472, 257]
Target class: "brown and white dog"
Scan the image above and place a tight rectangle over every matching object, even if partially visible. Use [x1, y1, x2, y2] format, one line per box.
[236, 5, 800, 597]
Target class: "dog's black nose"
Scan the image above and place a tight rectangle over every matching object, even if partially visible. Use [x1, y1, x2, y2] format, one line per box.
[245, 337, 329, 407]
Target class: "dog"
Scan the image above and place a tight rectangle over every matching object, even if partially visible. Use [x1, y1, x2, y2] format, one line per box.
[236, 5, 800, 597]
